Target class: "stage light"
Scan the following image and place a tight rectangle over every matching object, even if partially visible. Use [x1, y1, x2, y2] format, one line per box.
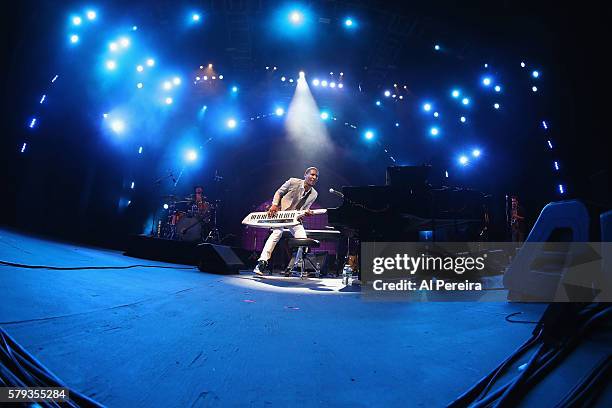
[51, 75, 59, 83]
[289, 78, 294, 83]
[542, 120, 548, 129]
[451, 89, 460, 98]
[299, 71, 305, 78]
[203, 76, 208, 80]
[119, 37, 130, 47]
[163, 81, 172, 90]
[111, 120, 125, 134]
[132, 25, 138, 31]
[423, 103, 432, 112]
[192, 13, 201, 22]
[494, 85, 501, 92]
[40, 95, 46, 104]
[321, 80, 328, 87]
[433, 112, 439, 117]
[472, 149, 481, 157]
[275, 107, 285, 116]
[434, 44, 440, 51]
[345, 18, 353, 27]
[106, 60, 117, 70]
[289, 11, 303, 25]
[532, 86, 538, 92]
[460, 116, 466, 123]
[521, 62, 526, 68]
[340, 72, 344, 76]
[395, 122, 400, 127]
[462, 98, 470, 105]
[231, 86, 238, 93]
[163, 204, 169, 210]
[227, 118, 237, 128]
[186, 150, 197, 161]
[482, 77, 492, 86]
[554, 161, 559, 170]
[364, 130, 375, 140]
[21, 143, 27, 153]
[72, 16, 82, 26]
[532, 70, 539, 78]
[281, 76, 286, 81]
[103, 113, 108, 118]
[136, 82, 143, 89]
[209, 63, 213, 69]
[146, 58, 155, 67]
[29, 118, 37, 128]
[136, 65, 144, 72]
[173, 77, 181, 85]
[165, 97, 173, 105]
[547, 140, 553, 149]
[70, 34, 79, 43]
[338, 83, 344, 89]
[320, 111, 329, 120]
[398, 95, 403, 99]
[138, 146, 143, 154]
[130, 181, 135, 189]
[86, 10, 96, 20]
[445, 171, 449, 178]
[218, 75, 223, 79]
[459, 155, 469, 165]
[330, 82, 336, 88]
[375, 100, 381, 106]
[558, 184, 565, 194]
[430, 127, 439, 136]
[109, 42, 118, 51]
[484, 63, 489, 68]
[494, 103, 500, 109]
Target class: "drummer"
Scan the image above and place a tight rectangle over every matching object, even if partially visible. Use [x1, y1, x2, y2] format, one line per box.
[191, 185, 210, 219]
[193, 185, 205, 204]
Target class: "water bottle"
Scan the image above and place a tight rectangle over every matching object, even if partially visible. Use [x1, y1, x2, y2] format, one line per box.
[342, 265, 353, 285]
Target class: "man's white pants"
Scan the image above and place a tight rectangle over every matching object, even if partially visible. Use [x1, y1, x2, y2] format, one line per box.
[258, 224, 306, 262]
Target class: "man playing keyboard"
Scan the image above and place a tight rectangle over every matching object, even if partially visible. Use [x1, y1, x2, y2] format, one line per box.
[254, 167, 319, 275]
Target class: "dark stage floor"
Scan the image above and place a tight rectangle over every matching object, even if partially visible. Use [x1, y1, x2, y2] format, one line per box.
[0, 228, 609, 407]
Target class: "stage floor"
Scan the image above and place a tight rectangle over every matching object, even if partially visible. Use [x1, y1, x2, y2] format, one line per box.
[0, 228, 608, 407]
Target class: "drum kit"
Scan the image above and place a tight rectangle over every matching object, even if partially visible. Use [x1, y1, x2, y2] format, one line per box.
[156, 194, 222, 243]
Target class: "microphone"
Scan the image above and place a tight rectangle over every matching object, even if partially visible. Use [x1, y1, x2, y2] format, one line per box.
[329, 188, 344, 199]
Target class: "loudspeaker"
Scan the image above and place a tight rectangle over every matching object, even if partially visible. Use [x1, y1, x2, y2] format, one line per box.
[197, 243, 245, 275]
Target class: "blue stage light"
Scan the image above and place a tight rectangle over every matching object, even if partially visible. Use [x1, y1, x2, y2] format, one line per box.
[462, 98, 470, 105]
[173, 77, 181, 85]
[72, 16, 82, 26]
[227, 118, 237, 128]
[459, 155, 469, 165]
[106, 60, 117, 70]
[494, 103, 500, 109]
[70, 34, 79, 44]
[146, 58, 155, 67]
[119, 37, 130, 48]
[482, 77, 492, 86]
[451, 89, 460, 98]
[547, 140, 553, 149]
[472, 149, 481, 157]
[484, 63, 489, 68]
[344, 18, 354, 27]
[320, 80, 327, 87]
[460, 116, 466, 123]
[542, 120, 548, 130]
[163, 204, 169, 210]
[364, 130, 374, 140]
[558, 184, 565, 194]
[40, 95, 46, 104]
[165, 97, 173, 105]
[312, 79, 319, 86]
[163, 81, 172, 90]
[494, 85, 501, 92]
[231, 86, 238, 93]
[192, 13, 201, 22]
[29, 118, 37, 128]
[430, 127, 439, 136]
[338, 83, 344, 89]
[136, 82, 143, 89]
[275, 107, 285, 116]
[109, 42, 119, 52]
[21, 142, 27, 153]
[384, 90, 391, 97]
[532, 86, 538, 92]
[186, 150, 197, 161]
[132, 25, 138, 31]
[136, 65, 144, 72]
[111, 120, 125, 134]
[320, 111, 329, 120]
[434, 44, 440, 51]
[554, 161, 559, 170]
[130, 181, 135, 189]
[395, 122, 399, 127]
[433, 112, 439, 118]
[532, 70, 539, 78]
[138, 146, 143, 154]
[423, 103, 432, 112]
[289, 11, 303, 25]
[86, 10, 96, 20]
[330, 82, 336, 88]
[521, 62, 526, 68]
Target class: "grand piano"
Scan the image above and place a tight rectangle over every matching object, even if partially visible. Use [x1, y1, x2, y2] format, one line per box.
[326, 166, 489, 242]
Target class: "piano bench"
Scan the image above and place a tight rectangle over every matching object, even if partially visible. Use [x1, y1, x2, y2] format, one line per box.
[285, 239, 322, 279]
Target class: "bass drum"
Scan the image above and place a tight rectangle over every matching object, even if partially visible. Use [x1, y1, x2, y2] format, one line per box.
[175, 216, 202, 242]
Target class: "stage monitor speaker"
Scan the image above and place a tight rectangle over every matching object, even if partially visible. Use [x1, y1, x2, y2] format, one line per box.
[197, 243, 245, 275]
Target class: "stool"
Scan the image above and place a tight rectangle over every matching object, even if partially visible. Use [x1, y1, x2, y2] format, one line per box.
[286, 238, 321, 279]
